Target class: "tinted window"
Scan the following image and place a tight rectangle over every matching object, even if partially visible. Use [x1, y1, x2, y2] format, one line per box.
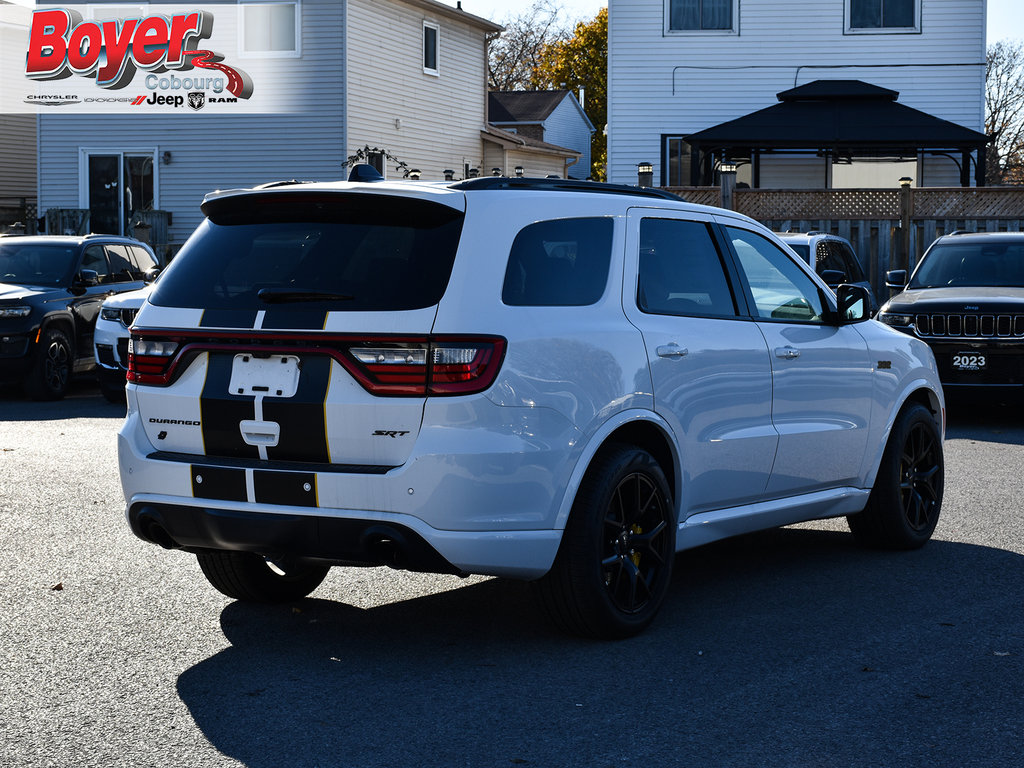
[837, 242, 866, 282]
[638, 218, 737, 317]
[502, 218, 613, 306]
[81, 245, 110, 279]
[129, 245, 158, 274]
[910, 241, 1024, 288]
[106, 244, 136, 282]
[727, 227, 825, 323]
[151, 193, 464, 311]
[815, 241, 846, 276]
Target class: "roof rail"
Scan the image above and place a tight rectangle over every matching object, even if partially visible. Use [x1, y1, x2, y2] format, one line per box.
[449, 176, 683, 202]
[946, 229, 974, 236]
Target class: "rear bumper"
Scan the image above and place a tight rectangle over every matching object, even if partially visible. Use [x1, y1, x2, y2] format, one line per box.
[124, 494, 562, 580]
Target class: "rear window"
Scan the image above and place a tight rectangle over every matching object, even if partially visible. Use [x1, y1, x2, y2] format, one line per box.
[151, 193, 464, 311]
[502, 217, 613, 306]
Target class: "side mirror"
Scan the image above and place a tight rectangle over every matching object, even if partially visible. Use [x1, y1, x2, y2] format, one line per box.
[819, 269, 845, 287]
[143, 267, 161, 284]
[835, 283, 870, 324]
[74, 268, 100, 287]
[885, 269, 908, 290]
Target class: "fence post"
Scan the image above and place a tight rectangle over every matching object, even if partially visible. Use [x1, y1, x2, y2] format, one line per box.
[898, 178, 913, 272]
[720, 164, 737, 210]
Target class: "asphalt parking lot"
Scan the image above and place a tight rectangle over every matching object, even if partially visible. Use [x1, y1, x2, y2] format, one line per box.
[1, 381, 1022, 768]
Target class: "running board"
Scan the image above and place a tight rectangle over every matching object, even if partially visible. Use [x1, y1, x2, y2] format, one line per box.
[676, 487, 870, 551]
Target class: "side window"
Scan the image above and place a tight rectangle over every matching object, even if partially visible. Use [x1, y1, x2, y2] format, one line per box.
[638, 218, 737, 317]
[838, 242, 867, 282]
[81, 245, 110, 280]
[105, 244, 136, 282]
[129, 245, 158, 274]
[502, 218, 613, 307]
[815, 240, 847, 277]
[726, 227, 826, 323]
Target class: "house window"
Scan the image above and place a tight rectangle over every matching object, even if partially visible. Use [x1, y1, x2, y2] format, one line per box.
[240, 2, 300, 56]
[846, 0, 919, 32]
[423, 22, 439, 75]
[666, 0, 737, 32]
[663, 137, 693, 186]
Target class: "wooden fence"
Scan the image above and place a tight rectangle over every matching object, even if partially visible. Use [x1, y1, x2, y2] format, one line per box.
[664, 186, 1024, 299]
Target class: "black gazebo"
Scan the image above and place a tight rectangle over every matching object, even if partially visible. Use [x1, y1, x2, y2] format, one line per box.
[684, 80, 989, 187]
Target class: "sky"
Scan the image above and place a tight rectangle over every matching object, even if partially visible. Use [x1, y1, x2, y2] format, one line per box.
[447, 0, 1023, 43]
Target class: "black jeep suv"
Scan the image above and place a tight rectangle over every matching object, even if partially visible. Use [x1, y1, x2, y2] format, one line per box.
[0, 235, 159, 399]
[878, 231, 1024, 391]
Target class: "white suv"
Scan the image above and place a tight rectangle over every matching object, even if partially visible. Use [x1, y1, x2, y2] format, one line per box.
[118, 171, 945, 638]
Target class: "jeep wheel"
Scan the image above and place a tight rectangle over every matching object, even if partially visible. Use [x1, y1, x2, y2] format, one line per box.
[535, 443, 675, 639]
[25, 327, 72, 400]
[848, 402, 943, 549]
[196, 551, 330, 602]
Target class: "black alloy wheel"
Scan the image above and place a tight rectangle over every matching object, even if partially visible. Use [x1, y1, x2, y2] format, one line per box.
[848, 402, 943, 549]
[535, 443, 675, 639]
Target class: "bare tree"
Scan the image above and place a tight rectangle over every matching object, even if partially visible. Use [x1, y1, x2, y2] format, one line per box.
[986, 40, 1024, 185]
[487, 0, 570, 91]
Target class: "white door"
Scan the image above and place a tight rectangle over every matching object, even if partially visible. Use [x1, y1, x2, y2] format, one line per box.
[720, 223, 874, 496]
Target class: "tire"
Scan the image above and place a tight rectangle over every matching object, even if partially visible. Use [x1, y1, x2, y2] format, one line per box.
[848, 402, 943, 549]
[535, 443, 676, 639]
[98, 374, 126, 405]
[196, 551, 329, 602]
[24, 327, 72, 401]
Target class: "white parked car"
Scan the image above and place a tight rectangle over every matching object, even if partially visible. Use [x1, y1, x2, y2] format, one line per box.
[118, 170, 945, 638]
[95, 284, 154, 403]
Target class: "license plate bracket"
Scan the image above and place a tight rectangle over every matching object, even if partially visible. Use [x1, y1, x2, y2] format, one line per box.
[228, 354, 301, 397]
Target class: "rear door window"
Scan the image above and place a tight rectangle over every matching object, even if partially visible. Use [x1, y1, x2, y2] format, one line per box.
[502, 217, 613, 306]
[151, 193, 464, 312]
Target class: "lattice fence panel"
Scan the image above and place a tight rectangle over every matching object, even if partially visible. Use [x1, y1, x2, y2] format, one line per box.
[911, 188, 1024, 218]
[732, 189, 900, 220]
[663, 187, 722, 207]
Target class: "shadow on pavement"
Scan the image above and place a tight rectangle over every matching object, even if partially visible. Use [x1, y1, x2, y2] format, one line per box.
[177, 530, 1024, 768]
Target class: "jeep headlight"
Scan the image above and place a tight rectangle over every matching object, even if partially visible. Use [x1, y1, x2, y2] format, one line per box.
[0, 305, 31, 318]
[100, 307, 121, 322]
[878, 312, 913, 328]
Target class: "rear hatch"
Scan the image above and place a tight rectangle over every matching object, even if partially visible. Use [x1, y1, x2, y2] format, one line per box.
[129, 187, 499, 469]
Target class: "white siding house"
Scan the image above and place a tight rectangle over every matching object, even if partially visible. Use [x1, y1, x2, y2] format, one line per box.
[488, 90, 596, 179]
[36, 0, 500, 255]
[607, 0, 987, 187]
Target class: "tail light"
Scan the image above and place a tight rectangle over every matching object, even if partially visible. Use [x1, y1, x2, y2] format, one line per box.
[127, 337, 180, 383]
[347, 338, 506, 395]
[126, 331, 506, 396]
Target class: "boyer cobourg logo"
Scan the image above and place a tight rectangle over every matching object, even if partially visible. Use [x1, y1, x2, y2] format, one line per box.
[24, 8, 253, 107]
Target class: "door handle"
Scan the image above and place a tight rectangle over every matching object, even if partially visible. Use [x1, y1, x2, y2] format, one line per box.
[656, 344, 689, 358]
[774, 346, 801, 360]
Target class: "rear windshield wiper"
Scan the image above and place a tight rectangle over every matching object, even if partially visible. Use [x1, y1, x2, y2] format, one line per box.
[257, 289, 355, 303]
